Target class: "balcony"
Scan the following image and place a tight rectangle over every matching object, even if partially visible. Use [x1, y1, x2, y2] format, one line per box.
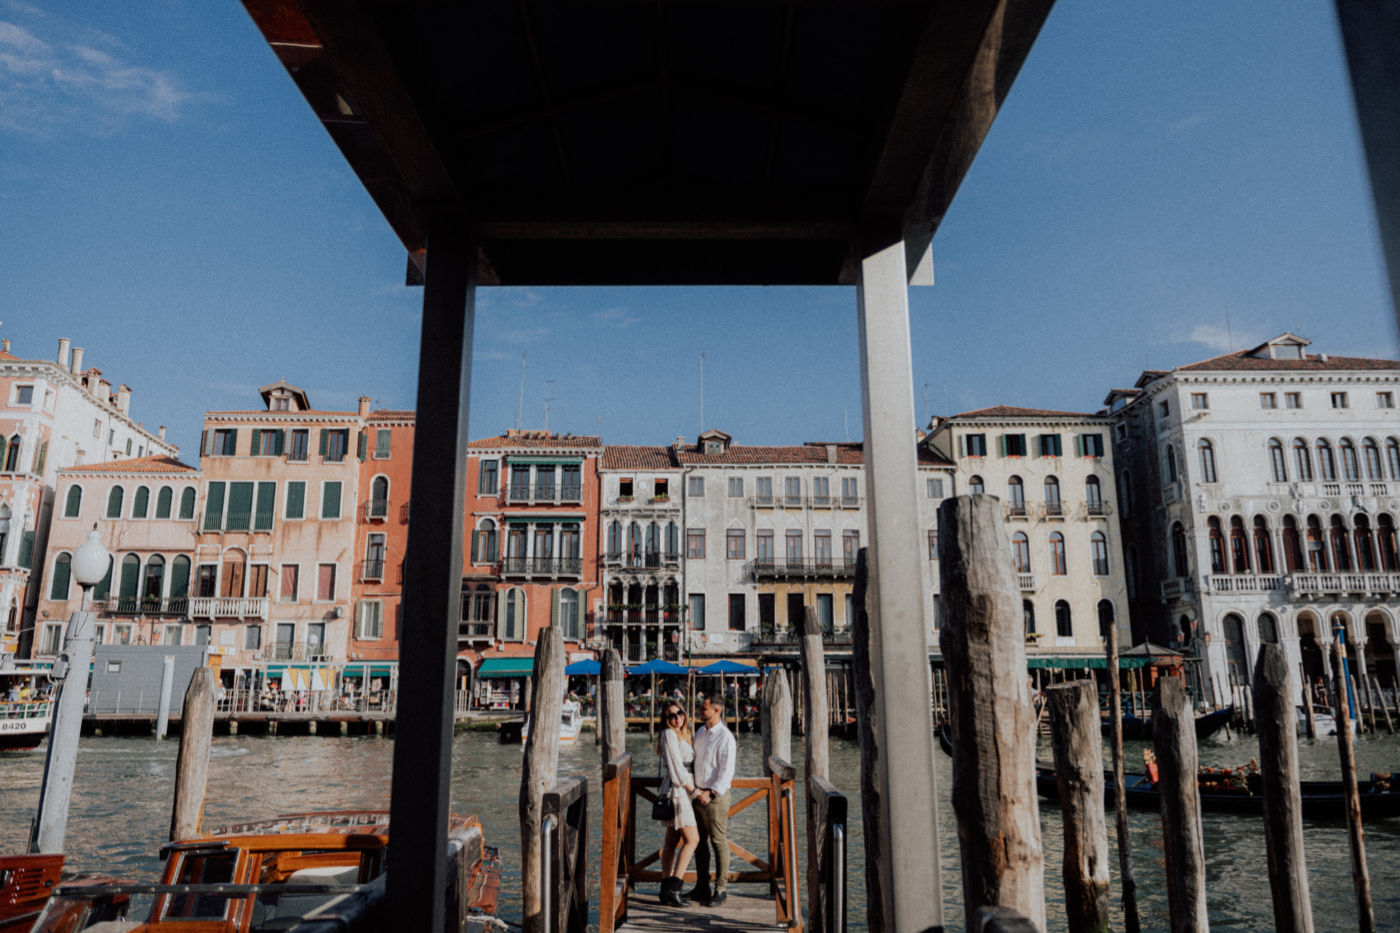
[96, 597, 190, 617]
[187, 597, 269, 620]
[602, 551, 681, 571]
[808, 495, 835, 509]
[1290, 572, 1400, 597]
[1203, 574, 1286, 594]
[839, 495, 861, 509]
[1017, 573, 1037, 592]
[458, 620, 494, 642]
[506, 483, 583, 505]
[752, 626, 852, 647]
[604, 605, 682, 627]
[1006, 503, 1028, 519]
[1163, 484, 1181, 504]
[748, 557, 856, 581]
[750, 494, 776, 509]
[1086, 502, 1107, 517]
[267, 641, 312, 661]
[360, 559, 385, 582]
[500, 556, 583, 579]
[1160, 577, 1194, 601]
[363, 498, 390, 521]
[1044, 502, 1064, 518]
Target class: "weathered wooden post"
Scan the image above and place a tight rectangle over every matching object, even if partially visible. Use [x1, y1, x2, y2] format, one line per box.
[601, 650, 626, 769]
[1253, 645, 1314, 933]
[762, 664, 792, 766]
[521, 626, 564, 933]
[1329, 636, 1375, 933]
[798, 605, 830, 924]
[938, 496, 1045, 931]
[1369, 675, 1394, 734]
[1300, 664, 1318, 740]
[1046, 681, 1111, 933]
[1105, 624, 1141, 933]
[1152, 677, 1208, 933]
[170, 667, 216, 841]
[850, 550, 887, 933]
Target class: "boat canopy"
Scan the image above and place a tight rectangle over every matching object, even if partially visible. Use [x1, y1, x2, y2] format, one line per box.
[1027, 656, 1154, 670]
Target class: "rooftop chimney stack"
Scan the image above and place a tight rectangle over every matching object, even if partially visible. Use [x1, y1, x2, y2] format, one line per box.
[2, 339, 11, 354]
[158, 426, 167, 441]
[675, 436, 685, 447]
[826, 444, 838, 463]
[116, 385, 131, 415]
[70, 347, 85, 375]
[57, 338, 70, 369]
[358, 396, 371, 418]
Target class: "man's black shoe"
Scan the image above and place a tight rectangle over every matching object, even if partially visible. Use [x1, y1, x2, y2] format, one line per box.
[704, 892, 727, 908]
[683, 886, 711, 903]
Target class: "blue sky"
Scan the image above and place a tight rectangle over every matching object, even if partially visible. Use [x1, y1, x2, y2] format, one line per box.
[1, 2, 1394, 457]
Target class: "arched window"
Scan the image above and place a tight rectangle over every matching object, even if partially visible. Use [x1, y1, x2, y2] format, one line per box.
[64, 485, 82, 518]
[143, 554, 166, 606]
[1097, 599, 1115, 638]
[968, 475, 985, 496]
[4, 435, 18, 472]
[1268, 439, 1287, 483]
[370, 476, 389, 517]
[132, 486, 150, 519]
[49, 553, 72, 601]
[1048, 533, 1067, 575]
[1054, 600, 1073, 638]
[1364, 439, 1383, 480]
[170, 555, 191, 600]
[179, 487, 196, 520]
[626, 522, 641, 565]
[1293, 438, 1313, 481]
[1253, 516, 1274, 573]
[1354, 515, 1377, 571]
[1228, 516, 1250, 574]
[1165, 446, 1178, 483]
[1023, 600, 1036, 636]
[1316, 439, 1336, 482]
[1198, 440, 1217, 483]
[478, 519, 498, 563]
[607, 520, 622, 559]
[92, 555, 114, 602]
[1011, 532, 1031, 573]
[118, 553, 141, 608]
[155, 486, 174, 519]
[1085, 476, 1103, 513]
[1282, 516, 1303, 572]
[1172, 522, 1189, 577]
[645, 522, 660, 564]
[106, 486, 125, 519]
[1223, 613, 1248, 680]
[1388, 438, 1400, 480]
[666, 521, 679, 560]
[1044, 476, 1061, 514]
[1007, 476, 1025, 515]
[1340, 439, 1361, 481]
[1258, 612, 1280, 645]
[1331, 515, 1352, 571]
[1305, 515, 1328, 571]
[1378, 515, 1399, 572]
[556, 588, 581, 640]
[1207, 517, 1226, 573]
[1090, 532, 1110, 576]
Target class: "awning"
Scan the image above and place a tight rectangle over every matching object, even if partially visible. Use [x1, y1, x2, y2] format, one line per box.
[342, 665, 396, 678]
[627, 659, 689, 676]
[477, 657, 535, 678]
[1027, 656, 1153, 670]
[564, 659, 601, 676]
[694, 660, 760, 675]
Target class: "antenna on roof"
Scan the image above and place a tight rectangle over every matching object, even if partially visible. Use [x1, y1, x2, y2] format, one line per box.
[1225, 308, 1235, 352]
[844, 407, 850, 443]
[544, 379, 558, 431]
[515, 353, 526, 431]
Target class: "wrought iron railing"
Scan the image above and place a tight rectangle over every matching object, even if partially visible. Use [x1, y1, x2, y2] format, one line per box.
[748, 558, 856, 581]
[501, 556, 583, 577]
[96, 596, 190, 616]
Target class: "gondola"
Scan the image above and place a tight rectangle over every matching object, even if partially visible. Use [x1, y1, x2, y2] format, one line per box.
[1106, 705, 1234, 741]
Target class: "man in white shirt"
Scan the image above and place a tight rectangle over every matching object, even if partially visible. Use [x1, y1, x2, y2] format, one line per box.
[688, 695, 736, 907]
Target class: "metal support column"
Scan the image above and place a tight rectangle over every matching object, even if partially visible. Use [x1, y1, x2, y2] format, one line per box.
[856, 232, 943, 930]
[387, 220, 477, 933]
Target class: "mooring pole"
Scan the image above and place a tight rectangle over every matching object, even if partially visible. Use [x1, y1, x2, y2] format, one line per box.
[1329, 629, 1375, 933]
[1253, 645, 1314, 933]
[1105, 624, 1141, 932]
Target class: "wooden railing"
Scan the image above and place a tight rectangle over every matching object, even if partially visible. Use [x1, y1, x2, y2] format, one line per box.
[542, 774, 589, 933]
[807, 774, 847, 933]
[599, 753, 632, 933]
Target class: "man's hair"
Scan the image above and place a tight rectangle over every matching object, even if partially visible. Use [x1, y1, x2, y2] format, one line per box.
[703, 696, 725, 716]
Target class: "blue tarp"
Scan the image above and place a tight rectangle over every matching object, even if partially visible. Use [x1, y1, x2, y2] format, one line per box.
[627, 659, 689, 676]
[564, 659, 601, 676]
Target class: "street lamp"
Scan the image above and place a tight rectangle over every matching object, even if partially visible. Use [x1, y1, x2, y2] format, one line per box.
[30, 526, 109, 853]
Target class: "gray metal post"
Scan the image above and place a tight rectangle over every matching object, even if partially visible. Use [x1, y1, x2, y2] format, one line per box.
[386, 219, 477, 933]
[30, 608, 96, 853]
[155, 655, 176, 740]
[856, 232, 943, 930]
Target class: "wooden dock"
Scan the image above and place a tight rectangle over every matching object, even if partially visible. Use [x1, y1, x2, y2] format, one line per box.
[620, 891, 789, 931]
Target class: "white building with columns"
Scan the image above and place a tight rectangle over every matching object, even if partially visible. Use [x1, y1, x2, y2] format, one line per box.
[1107, 333, 1400, 707]
[0, 335, 177, 657]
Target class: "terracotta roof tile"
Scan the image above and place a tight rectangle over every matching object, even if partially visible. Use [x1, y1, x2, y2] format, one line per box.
[1175, 350, 1400, 373]
[600, 446, 676, 470]
[368, 410, 415, 420]
[63, 456, 198, 475]
[952, 405, 1098, 420]
[0, 351, 19, 361]
[468, 433, 602, 451]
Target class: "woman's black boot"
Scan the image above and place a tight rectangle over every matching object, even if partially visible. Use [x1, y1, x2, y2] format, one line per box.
[660, 877, 690, 907]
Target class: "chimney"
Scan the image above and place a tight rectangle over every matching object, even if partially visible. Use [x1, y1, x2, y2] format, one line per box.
[826, 444, 838, 463]
[358, 395, 371, 418]
[675, 436, 685, 448]
[158, 426, 166, 441]
[70, 347, 85, 374]
[57, 338, 70, 369]
[97, 378, 111, 403]
[116, 385, 131, 414]
[1, 339, 10, 354]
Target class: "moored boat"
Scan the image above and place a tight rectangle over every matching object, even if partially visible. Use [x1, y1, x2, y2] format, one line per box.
[521, 698, 583, 746]
[0, 657, 54, 751]
[1107, 704, 1234, 741]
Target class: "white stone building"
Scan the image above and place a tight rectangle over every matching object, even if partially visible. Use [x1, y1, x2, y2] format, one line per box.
[1106, 334, 1400, 707]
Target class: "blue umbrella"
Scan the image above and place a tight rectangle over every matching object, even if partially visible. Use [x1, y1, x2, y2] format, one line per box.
[695, 659, 758, 675]
[564, 659, 601, 676]
[627, 659, 690, 676]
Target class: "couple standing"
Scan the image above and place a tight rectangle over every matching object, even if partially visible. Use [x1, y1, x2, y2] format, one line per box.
[655, 696, 736, 908]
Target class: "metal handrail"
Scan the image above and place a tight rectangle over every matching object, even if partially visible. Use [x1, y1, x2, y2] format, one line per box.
[501, 556, 584, 576]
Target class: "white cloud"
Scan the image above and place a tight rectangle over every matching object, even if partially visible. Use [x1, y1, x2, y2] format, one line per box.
[1175, 322, 1263, 354]
[591, 306, 639, 328]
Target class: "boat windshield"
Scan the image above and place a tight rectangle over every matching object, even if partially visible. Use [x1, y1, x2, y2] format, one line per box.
[32, 880, 368, 932]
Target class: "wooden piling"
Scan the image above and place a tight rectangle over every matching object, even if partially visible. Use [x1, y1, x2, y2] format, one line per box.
[520, 626, 564, 933]
[762, 665, 793, 766]
[850, 550, 888, 933]
[601, 650, 626, 768]
[1253, 645, 1314, 933]
[169, 667, 215, 842]
[1329, 639, 1375, 933]
[1046, 681, 1111, 933]
[798, 605, 830, 924]
[1301, 664, 1317, 740]
[938, 495, 1045, 932]
[1152, 677, 1208, 933]
[1369, 676, 1394, 734]
[1104, 625, 1141, 933]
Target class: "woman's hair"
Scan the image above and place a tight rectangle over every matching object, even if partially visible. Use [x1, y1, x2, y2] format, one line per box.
[657, 703, 691, 754]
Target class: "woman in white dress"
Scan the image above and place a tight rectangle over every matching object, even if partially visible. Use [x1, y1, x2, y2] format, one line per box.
[656, 702, 699, 907]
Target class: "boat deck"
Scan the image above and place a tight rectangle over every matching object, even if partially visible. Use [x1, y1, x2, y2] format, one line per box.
[620, 891, 788, 931]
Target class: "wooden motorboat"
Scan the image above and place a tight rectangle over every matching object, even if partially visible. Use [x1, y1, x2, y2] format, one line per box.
[28, 811, 501, 932]
[521, 699, 583, 746]
[0, 854, 63, 933]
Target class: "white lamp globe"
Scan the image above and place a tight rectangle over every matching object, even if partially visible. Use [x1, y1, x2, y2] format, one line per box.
[72, 528, 111, 589]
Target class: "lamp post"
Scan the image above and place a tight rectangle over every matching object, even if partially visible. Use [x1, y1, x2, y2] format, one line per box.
[30, 527, 109, 853]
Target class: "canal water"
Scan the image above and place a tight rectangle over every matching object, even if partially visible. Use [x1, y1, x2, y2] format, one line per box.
[2, 728, 1397, 930]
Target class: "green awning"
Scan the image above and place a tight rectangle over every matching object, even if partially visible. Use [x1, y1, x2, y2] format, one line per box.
[342, 665, 395, 678]
[477, 657, 535, 678]
[1027, 656, 1152, 670]
[506, 456, 583, 465]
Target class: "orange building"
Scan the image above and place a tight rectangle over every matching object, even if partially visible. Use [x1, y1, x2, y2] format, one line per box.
[350, 408, 415, 663]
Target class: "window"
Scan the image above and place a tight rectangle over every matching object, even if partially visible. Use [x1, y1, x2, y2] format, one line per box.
[155, 486, 173, 519]
[1253, 516, 1275, 573]
[726, 529, 745, 560]
[1285, 392, 1302, 409]
[169, 556, 191, 600]
[225, 482, 254, 531]
[255, 430, 281, 456]
[925, 478, 942, 498]
[1364, 439, 1383, 479]
[1191, 393, 1209, 410]
[106, 486, 125, 519]
[1038, 434, 1062, 457]
[212, 429, 237, 456]
[1011, 533, 1030, 573]
[356, 600, 384, 639]
[1008, 476, 1025, 514]
[1378, 392, 1395, 409]
[844, 477, 860, 502]
[1165, 446, 1178, 483]
[1389, 438, 1400, 479]
[1158, 400, 1170, 418]
[1198, 439, 1217, 483]
[195, 564, 216, 598]
[686, 529, 705, 559]
[1208, 517, 1226, 573]
[557, 589, 580, 640]
[50, 553, 72, 600]
[785, 529, 803, 562]
[653, 478, 668, 499]
[784, 476, 802, 506]
[1269, 439, 1288, 482]
[1044, 476, 1062, 514]
[728, 477, 744, 498]
[1054, 600, 1072, 637]
[964, 433, 987, 457]
[201, 483, 225, 531]
[1260, 392, 1277, 409]
[14, 385, 33, 406]
[755, 476, 773, 505]
[812, 477, 830, 505]
[687, 476, 705, 497]
[1023, 600, 1036, 636]
[245, 563, 268, 599]
[688, 593, 705, 630]
[1001, 433, 1027, 457]
[843, 530, 859, 564]
[93, 419, 101, 438]
[244, 625, 262, 651]
[64, 486, 82, 518]
[728, 594, 746, 632]
[374, 429, 392, 459]
[316, 563, 337, 601]
[284, 481, 306, 520]
[321, 481, 342, 519]
[288, 429, 309, 462]
[1077, 433, 1105, 458]
[478, 459, 499, 494]
[1341, 439, 1361, 481]
[1293, 439, 1314, 481]
[1049, 533, 1067, 575]
[817, 593, 834, 634]
[1331, 392, 1349, 409]
[254, 482, 276, 531]
[756, 529, 774, 562]
[322, 428, 349, 461]
[1085, 476, 1103, 513]
[1091, 532, 1110, 576]
[1317, 440, 1337, 482]
[474, 519, 499, 563]
[968, 475, 984, 496]
[536, 466, 556, 500]
[178, 487, 196, 520]
[1172, 522, 1190, 577]
[814, 530, 832, 566]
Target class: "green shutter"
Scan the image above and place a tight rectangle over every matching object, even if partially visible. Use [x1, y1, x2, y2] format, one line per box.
[998, 435, 1007, 457]
[118, 555, 140, 599]
[286, 481, 306, 519]
[92, 557, 113, 601]
[203, 482, 226, 531]
[201, 431, 214, 456]
[470, 531, 478, 563]
[322, 481, 342, 519]
[376, 429, 391, 458]
[50, 555, 72, 600]
[357, 431, 367, 462]
[226, 482, 254, 531]
[273, 430, 285, 456]
[65, 486, 82, 518]
[132, 486, 149, 519]
[156, 486, 173, 519]
[249, 429, 261, 456]
[170, 558, 190, 598]
[18, 531, 34, 569]
[319, 429, 328, 457]
[179, 487, 196, 520]
[228, 429, 238, 456]
[1075, 434, 1085, 457]
[254, 482, 276, 531]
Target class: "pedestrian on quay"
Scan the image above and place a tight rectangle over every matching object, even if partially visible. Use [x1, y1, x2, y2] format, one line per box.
[654, 701, 700, 908]
[688, 695, 736, 907]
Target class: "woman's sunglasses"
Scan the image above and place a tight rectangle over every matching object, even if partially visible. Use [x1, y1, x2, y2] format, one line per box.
[666, 710, 685, 720]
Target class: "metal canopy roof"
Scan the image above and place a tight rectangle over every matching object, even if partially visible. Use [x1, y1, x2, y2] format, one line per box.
[242, 0, 1054, 285]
